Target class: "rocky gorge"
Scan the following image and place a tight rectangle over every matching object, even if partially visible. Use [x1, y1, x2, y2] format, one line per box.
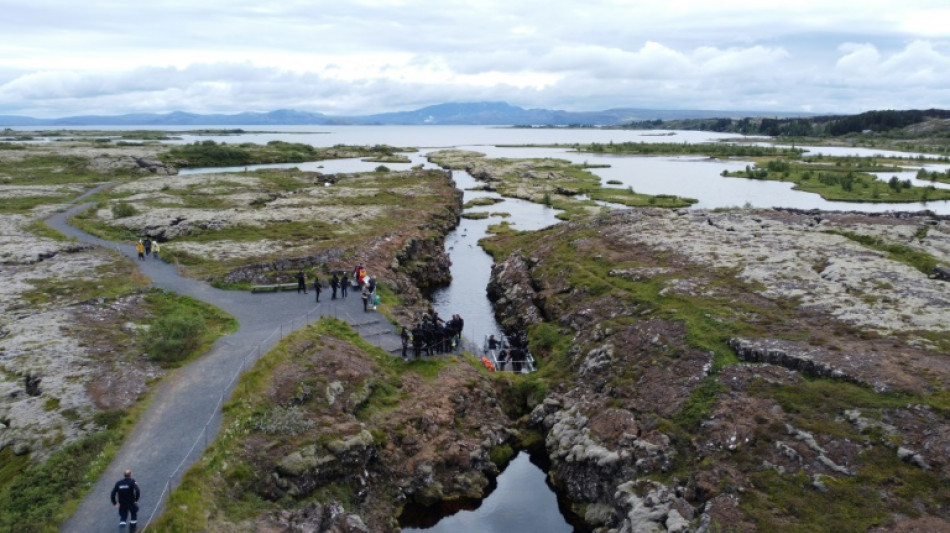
[1, 133, 949, 532]
[484, 207, 950, 532]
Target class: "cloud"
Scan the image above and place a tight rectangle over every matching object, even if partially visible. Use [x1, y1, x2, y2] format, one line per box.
[836, 40, 950, 85]
[2, 1, 950, 117]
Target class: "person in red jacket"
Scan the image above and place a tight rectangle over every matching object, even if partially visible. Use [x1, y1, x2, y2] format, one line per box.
[110, 469, 141, 531]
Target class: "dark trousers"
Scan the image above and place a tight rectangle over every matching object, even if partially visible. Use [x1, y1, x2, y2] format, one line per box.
[118, 502, 139, 525]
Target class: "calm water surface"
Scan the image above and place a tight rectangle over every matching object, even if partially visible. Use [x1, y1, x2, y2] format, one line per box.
[400, 452, 573, 533]
[172, 125, 950, 214]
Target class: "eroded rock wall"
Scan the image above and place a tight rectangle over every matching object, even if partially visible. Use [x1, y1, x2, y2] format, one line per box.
[487, 207, 950, 532]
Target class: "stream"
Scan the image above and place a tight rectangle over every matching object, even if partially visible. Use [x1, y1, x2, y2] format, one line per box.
[182, 153, 576, 531]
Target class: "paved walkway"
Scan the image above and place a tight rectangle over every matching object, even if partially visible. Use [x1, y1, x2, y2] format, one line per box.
[50, 195, 407, 532]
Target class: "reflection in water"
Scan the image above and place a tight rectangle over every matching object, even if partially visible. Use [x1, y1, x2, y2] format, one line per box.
[429, 168, 562, 343]
[399, 453, 574, 533]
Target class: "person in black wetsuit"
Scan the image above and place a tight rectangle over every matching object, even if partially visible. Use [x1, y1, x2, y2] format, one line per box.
[110, 469, 141, 531]
[296, 270, 307, 294]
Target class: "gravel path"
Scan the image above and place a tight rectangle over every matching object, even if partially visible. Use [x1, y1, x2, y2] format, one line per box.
[51, 192, 405, 532]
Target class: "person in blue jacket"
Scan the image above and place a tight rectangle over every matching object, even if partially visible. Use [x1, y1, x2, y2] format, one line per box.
[110, 469, 141, 530]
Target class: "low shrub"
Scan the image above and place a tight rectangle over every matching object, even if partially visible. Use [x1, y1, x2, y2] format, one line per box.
[145, 310, 205, 363]
[111, 202, 137, 218]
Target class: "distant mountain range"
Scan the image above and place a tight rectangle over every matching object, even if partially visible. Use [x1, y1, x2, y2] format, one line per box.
[0, 102, 813, 127]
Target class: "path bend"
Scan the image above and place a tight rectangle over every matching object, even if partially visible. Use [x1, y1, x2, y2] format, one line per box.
[51, 198, 406, 532]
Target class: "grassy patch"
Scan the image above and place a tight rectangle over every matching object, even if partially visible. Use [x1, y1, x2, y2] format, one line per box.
[0, 194, 76, 213]
[140, 289, 239, 367]
[828, 230, 943, 275]
[160, 141, 413, 168]
[427, 149, 694, 219]
[722, 158, 950, 203]
[20, 252, 148, 307]
[23, 219, 71, 241]
[69, 167, 460, 282]
[740, 448, 949, 533]
[0, 153, 119, 185]
[463, 197, 504, 208]
[673, 378, 725, 428]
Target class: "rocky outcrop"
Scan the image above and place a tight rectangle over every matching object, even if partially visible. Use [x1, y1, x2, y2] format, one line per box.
[727, 337, 859, 384]
[89, 154, 177, 175]
[273, 429, 376, 498]
[485, 253, 544, 333]
[530, 396, 682, 530]
[220, 248, 346, 284]
[263, 502, 370, 533]
[485, 208, 950, 531]
[394, 236, 452, 290]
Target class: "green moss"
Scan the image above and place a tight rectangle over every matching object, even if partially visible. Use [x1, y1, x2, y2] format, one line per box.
[673, 378, 725, 428]
[489, 443, 516, 467]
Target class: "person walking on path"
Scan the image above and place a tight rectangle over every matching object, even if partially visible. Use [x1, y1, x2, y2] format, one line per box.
[313, 276, 322, 302]
[296, 270, 307, 294]
[151, 241, 160, 259]
[135, 240, 145, 261]
[143, 237, 152, 257]
[331, 273, 339, 299]
[340, 273, 349, 298]
[361, 284, 370, 312]
[110, 469, 141, 531]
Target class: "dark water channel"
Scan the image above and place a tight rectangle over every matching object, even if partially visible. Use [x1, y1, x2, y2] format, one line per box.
[429, 166, 563, 342]
[399, 452, 575, 533]
[407, 168, 574, 531]
[183, 153, 574, 531]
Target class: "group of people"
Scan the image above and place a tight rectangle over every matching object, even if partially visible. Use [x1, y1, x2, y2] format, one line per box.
[486, 331, 531, 372]
[295, 264, 378, 311]
[134, 237, 160, 260]
[401, 311, 464, 360]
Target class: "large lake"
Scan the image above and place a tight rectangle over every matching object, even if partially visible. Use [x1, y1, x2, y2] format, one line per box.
[160, 125, 950, 214]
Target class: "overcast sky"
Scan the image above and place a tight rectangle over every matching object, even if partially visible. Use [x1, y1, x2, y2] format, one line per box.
[2, 0, 948, 118]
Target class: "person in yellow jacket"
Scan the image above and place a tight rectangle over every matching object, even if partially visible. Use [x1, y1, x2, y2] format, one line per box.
[151, 240, 160, 259]
[135, 240, 145, 261]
